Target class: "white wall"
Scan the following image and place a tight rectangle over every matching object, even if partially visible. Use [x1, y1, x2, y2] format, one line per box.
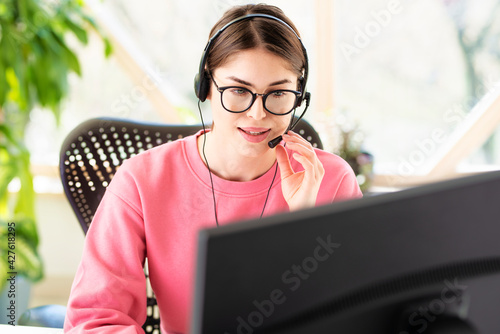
[36, 193, 85, 277]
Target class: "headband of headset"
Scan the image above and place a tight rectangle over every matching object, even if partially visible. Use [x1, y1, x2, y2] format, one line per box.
[194, 13, 309, 104]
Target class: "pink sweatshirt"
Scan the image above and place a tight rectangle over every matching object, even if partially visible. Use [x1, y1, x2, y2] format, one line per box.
[64, 131, 362, 333]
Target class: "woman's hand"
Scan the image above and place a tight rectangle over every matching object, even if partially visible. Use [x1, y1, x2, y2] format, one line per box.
[275, 131, 325, 211]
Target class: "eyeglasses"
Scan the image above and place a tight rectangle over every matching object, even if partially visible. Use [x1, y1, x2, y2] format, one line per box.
[211, 77, 301, 115]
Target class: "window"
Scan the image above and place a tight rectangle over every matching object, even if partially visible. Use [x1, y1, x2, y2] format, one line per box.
[334, 0, 500, 182]
[26, 0, 500, 191]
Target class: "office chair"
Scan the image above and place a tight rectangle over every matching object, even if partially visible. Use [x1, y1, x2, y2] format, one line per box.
[21, 117, 323, 332]
[60, 117, 323, 234]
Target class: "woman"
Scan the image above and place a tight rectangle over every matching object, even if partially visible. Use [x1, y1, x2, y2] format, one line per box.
[64, 4, 362, 333]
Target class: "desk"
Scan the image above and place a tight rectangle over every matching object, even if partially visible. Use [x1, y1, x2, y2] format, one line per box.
[0, 325, 63, 333]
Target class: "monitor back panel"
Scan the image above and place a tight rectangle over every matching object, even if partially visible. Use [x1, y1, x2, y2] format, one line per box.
[191, 171, 500, 334]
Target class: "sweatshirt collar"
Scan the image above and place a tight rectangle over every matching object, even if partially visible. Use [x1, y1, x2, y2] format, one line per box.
[183, 130, 282, 196]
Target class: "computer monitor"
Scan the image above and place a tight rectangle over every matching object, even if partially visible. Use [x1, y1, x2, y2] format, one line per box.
[191, 170, 500, 334]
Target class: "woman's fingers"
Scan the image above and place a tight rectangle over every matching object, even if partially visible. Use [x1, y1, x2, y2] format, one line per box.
[283, 131, 324, 181]
[276, 131, 325, 211]
[292, 152, 315, 184]
[275, 144, 294, 179]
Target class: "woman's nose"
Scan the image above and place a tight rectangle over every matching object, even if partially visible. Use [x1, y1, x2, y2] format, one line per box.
[246, 95, 267, 120]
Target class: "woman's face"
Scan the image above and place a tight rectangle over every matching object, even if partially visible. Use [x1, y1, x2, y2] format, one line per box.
[207, 47, 298, 159]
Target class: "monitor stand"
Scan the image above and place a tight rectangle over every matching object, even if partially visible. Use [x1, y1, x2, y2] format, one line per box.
[397, 292, 478, 334]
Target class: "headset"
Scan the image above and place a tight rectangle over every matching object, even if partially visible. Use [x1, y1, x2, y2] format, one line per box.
[195, 13, 312, 226]
[194, 14, 311, 132]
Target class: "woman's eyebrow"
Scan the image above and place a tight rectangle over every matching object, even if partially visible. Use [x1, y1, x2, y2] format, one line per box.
[226, 76, 292, 87]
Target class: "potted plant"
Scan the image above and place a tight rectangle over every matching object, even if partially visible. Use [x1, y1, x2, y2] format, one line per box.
[335, 123, 374, 193]
[316, 110, 374, 193]
[0, 0, 110, 322]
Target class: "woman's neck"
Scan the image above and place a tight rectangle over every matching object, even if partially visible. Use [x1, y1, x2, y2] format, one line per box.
[197, 131, 277, 182]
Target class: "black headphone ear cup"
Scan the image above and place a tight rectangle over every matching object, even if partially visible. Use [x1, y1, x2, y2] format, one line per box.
[197, 71, 211, 102]
[194, 73, 201, 99]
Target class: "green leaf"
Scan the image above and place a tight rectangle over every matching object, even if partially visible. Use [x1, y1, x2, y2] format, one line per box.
[0, 161, 17, 207]
[80, 12, 98, 30]
[14, 236, 44, 282]
[50, 30, 82, 76]
[0, 125, 27, 217]
[62, 44, 82, 76]
[0, 63, 7, 106]
[0, 0, 107, 113]
[5, 67, 26, 110]
[15, 57, 31, 112]
[63, 16, 88, 44]
[104, 37, 113, 58]
[0, 257, 8, 291]
[14, 150, 35, 220]
[30, 57, 49, 106]
[0, 0, 108, 290]
[0, 218, 43, 291]
[17, 0, 29, 22]
[0, 217, 44, 291]
[0, 3, 9, 17]
[12, 216, 39, 250]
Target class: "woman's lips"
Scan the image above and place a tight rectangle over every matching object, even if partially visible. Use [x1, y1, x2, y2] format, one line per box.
[238, 127, 271, 143]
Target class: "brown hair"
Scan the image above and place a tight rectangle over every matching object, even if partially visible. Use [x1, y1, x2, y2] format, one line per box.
[206, 4, 306, 82]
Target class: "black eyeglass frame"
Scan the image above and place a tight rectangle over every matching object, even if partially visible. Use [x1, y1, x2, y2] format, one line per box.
[211, 77, 302, 116]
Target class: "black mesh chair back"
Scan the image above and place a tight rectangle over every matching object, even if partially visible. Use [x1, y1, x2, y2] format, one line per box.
[59, 117, 323, 333]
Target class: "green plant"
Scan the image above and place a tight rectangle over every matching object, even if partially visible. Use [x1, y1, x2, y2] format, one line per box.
[0, 122, 41, 291]
[331, 112, 374, 193]
[336, 124, 374, 193]
[0, 0, 111, 291]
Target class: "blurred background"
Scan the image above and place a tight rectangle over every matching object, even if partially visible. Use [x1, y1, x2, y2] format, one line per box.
[1, 0, 499, 320]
